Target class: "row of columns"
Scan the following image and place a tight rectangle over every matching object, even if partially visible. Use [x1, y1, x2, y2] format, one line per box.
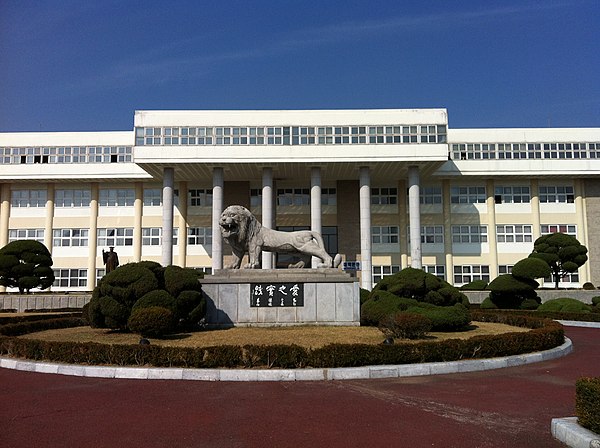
[160, 165, 423, 290]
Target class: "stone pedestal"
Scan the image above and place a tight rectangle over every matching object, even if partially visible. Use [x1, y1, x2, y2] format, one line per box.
[201, 269, 360, 327]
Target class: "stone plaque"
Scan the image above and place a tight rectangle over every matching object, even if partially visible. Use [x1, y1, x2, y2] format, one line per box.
[250, 283, 304, 307]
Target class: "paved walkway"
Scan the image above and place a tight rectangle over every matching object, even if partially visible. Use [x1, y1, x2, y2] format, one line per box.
[1, 326, 598, 448]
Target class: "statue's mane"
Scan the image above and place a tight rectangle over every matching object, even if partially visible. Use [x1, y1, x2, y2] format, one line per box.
[226, 205, 262, 246]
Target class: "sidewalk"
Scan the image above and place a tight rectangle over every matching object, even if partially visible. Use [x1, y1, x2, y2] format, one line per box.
[1, 327, 598, 448]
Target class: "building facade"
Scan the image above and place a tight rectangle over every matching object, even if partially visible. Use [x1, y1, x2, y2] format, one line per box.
[1, 109, 599, 292]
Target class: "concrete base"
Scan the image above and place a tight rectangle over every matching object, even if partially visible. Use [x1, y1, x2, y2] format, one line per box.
[551, 417, 600, 448]
[201, 269, 360, 327]
[0, 293, 91, 312]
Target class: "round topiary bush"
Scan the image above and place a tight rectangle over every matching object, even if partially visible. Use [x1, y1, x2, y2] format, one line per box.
[460, 279, 488, 291]
[361, 291, 471, 331]
[87, 261, 205, 334]
[132, 290, 177, 314]
[520, 298, 540, 310]
[582, 282, 596, 290]
[164, 265, 202, 297]
[479, 296, 498, 309]
[487, 274, 540, 309]
[538, 298, 592, 314]
[378, 312, 433, 340]
[406, 303, 471, 331]
[0, 240, 55, 293]
[511, 257, 552, 281]
[98, 263, 159, 309]
[360, 290, 405, 326]
[371, 267, 467, 306]
[128, 306, 175, 338]
[359, 288, 371, 306]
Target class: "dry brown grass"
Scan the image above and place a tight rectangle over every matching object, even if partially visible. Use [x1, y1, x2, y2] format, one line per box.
[20, 322, 528, 349]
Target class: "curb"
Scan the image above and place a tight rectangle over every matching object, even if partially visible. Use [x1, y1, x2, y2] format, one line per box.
[557, 320, 600, 329]
[0, 337, 572, 382]
[551, 417, 600, 448]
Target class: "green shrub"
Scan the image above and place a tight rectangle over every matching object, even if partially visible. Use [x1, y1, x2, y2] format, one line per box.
[89, 261, 204, 334]
[520, 298, 540, 310]
[0, 240, 54, 293]
[487, 274, 539, 309]
[538, 298, 592, 314]
[576, 377, 600, 434]
[592, 296, 600, 307]
[362, 291, 470, 331]
[98, 263, 158, 308]
[378, 312, 433, 339]
[132, 290, 177, 314]
[98, 296, 130, 329]
[406, 303, 471, 331]
[359, 288, 371, 306]
[582, 282, 596, 290]
[371, 267, 467, 306]
[460, 280, 488, 290]
[164, 265, 201, 297]
[175, 290, 204, 318]
[511, 257, 552, 281]
[135, 261, 165, 289]
[360, 290, 405, 325]
[480, 296, 498, 309]
[128, 306, 175, 338]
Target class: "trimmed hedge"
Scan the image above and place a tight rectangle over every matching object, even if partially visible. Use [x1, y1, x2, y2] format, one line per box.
[0, 312, 564, 369]
[477, 308, 600, 322]
[538, 298, 592, 314]
[576, 377, 600, 434]
[379, 312, 432, 339]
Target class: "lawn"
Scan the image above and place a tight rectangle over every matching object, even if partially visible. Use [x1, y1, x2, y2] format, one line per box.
[20, 322, 528, 349]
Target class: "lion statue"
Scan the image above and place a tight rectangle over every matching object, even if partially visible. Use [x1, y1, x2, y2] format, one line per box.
[219, 205, 341, 269]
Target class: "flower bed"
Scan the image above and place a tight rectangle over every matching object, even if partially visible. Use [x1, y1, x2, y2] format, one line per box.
[0, 312, 564, 369]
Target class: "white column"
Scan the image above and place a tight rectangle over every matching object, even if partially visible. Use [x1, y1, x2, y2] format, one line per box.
[311, 166, 322, 268]
[359, 166, 372, 290]
[161, 167, 174, 266]
[87, 183, 99, 290]
[408, 166, 422, 269]
[212, 167, 224, 271]
[44, 183, 55, 255]
[0, 184, 10, 292]
[575, 178, 589, 283]
[261, 167, 274, 269]
[177, 181, 188, 267]
[486, 179, 498, 280]
[133, 182, 143, 262]
[530, 179, 541, 242]
[442, 180, 454, 284]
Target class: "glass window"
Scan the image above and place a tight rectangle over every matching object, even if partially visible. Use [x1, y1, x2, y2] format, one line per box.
[97, 228, 134, 246]
[372, 226, 399, 244]
[99, 189, 135, 207]
[9, 228, 44, 243]
[496, 225, 533, 243]
[187, 227, 212, 245]
[372, 265, 401, 284]
[450, 186, 486, 204]
[55, 189, 91, 207]
[371, 187, 398, 205]
[451, 225, 488, 243]
[453, 265, 490, 285]
[53, 268, 87, 288]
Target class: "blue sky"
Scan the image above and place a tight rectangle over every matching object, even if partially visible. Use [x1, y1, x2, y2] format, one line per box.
[1, 0, 599, 132]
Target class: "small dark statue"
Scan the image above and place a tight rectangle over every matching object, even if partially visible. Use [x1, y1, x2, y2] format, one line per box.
[102, 246, 119, 273]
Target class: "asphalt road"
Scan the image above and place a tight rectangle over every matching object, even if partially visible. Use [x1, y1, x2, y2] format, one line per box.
[1, 326, 598, 448]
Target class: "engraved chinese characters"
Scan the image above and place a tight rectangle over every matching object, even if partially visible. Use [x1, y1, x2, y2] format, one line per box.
[250, 282, 304, 307]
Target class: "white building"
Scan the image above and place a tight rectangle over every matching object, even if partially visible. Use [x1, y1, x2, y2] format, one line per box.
[1, 108, 599, 291]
